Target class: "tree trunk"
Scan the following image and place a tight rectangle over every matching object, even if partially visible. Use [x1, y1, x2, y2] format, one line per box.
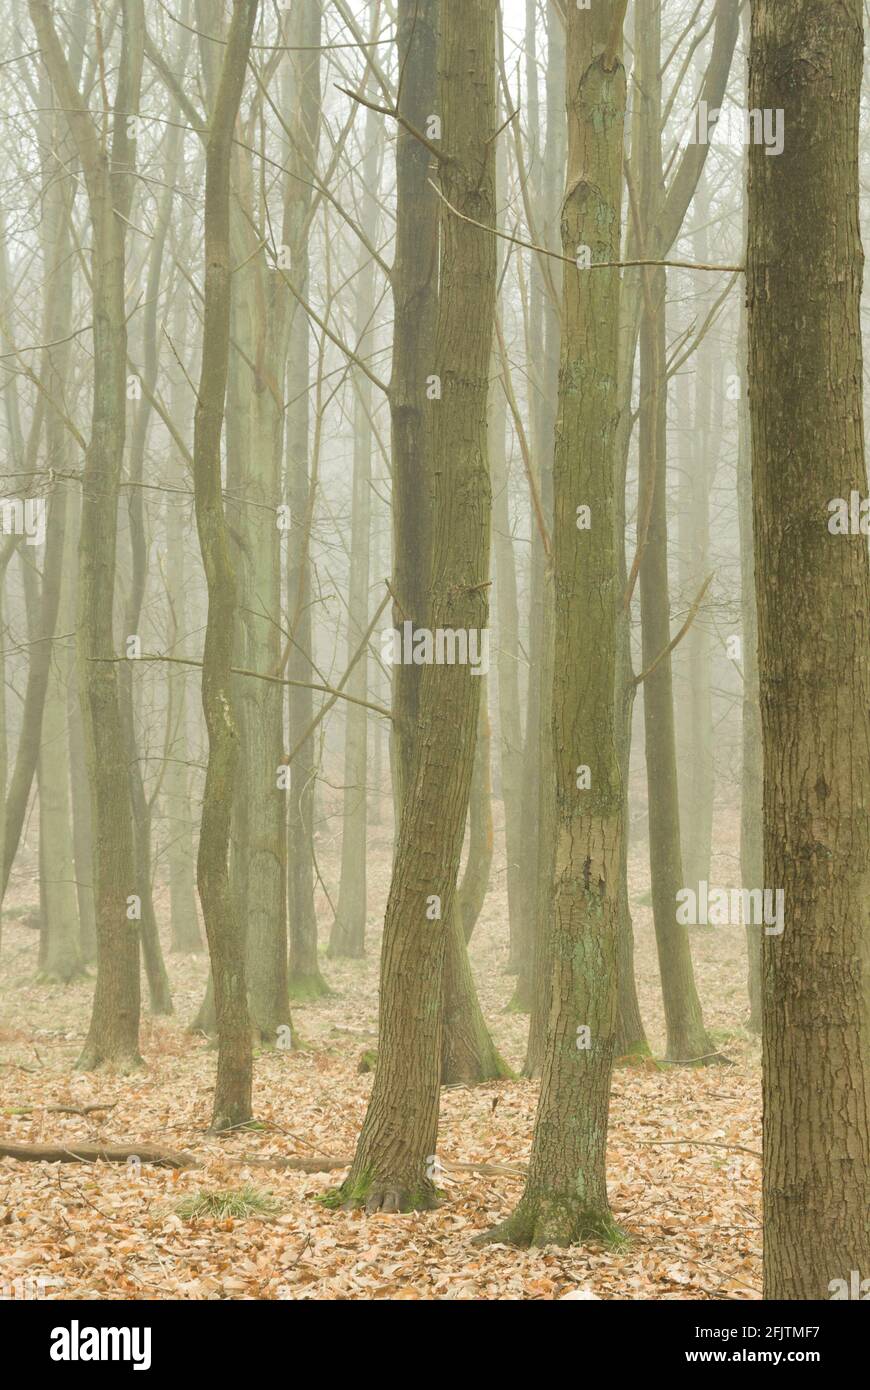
[336, 0, 498, 1213]
[165, 278, 202, 955]
[513, 0, 564, 1011]
[736, 211, 762, 1035]
[29, 0, 145, 1071]
[747, 0, 870, 1300]
[479, 0, 627, 1247]
[284, 0, 330, 1003]
[441, 685, 509, 1085]
[331, 99, 380, 960]
[191, 0, 258, 1132]
[635, 0, 713, 1065]
[229, 135, 293, 1043]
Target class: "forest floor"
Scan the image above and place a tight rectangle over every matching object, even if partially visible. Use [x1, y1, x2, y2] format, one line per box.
[0, 804, 762, 1301]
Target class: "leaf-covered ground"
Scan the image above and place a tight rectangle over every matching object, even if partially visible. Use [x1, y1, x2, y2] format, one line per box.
[0, 807, 761, 1300]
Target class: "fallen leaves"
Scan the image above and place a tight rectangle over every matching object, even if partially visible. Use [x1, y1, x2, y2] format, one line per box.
[0, 814, 762, 1300]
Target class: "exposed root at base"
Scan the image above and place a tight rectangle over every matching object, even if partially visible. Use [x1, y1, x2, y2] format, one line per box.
[473, 1196, 627, 1251]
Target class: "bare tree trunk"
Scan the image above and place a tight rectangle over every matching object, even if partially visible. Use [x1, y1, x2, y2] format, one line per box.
[284, 0, 329, 1003]
[747, 0, 870, 1300]
[635, 0, 713, 1065]
[480, 0, 627, 1247]
[513, 0, 563, 1016]
[441, 684, 510, 1085]
[336, 0, 498, 1213]
[29, 0, 145, 1071]
[165, 271, 202, 955]
[191, 0, 258, 1131]
[331, 97, 380, 960]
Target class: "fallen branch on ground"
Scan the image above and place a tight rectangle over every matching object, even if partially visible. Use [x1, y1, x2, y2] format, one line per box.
[0, 1141, 198, 1168]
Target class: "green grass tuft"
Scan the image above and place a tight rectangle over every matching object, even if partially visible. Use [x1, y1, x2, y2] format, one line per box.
[175, 1185, 280, 1221]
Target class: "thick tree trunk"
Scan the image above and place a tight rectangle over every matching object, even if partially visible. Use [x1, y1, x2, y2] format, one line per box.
[747, 0, 870, 1300]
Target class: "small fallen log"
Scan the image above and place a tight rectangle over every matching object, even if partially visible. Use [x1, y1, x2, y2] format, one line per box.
[0, 1141, 199, 1169]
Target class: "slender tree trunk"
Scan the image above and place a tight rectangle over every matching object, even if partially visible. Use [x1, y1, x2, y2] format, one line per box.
[191, 0, 258, 1131]
[387, 0, 438, 816]
[29, 0, 145, 1071]
[284, 0, 329, 1003]
[480, 0, 627, 1247]
[33, 88, 81, 984]
[635, 1, 713, 1065]
[229, 134, 293, 1043]
[38, 530, 83, 985]
[747, 0, 870, 1300]
[336, 0, 498, 1213]
[120, 136, 177, 1018]
[165, 279, 202, 954]
[441, 684, 510, 1085]
[331, 100, 380, 960]
[513, 0, 563, 1012]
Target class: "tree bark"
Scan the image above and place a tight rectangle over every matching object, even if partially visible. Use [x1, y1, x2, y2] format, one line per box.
[747, 0, 870, 1300]
[479, 0, 627, 1248]
[191, 0, 259, 1132]
[336, 0, 498, 1213]
[28, 0, 145, 1071]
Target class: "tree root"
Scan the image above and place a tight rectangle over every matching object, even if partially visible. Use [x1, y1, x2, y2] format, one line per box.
[473, 1195, 626, 1250]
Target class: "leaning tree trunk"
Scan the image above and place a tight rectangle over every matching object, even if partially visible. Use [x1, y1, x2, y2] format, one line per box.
[335, 0, 498, 1214]
[479, 0, 627, 1248]
[747, 0, 870, 1301]
[191, 0, 258, 1133]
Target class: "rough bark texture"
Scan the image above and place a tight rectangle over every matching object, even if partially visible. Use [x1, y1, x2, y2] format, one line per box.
[335, 0, 497, 1213]
[387, 0, 438, 814]
[480, 1, 626, 1248]
[747, 0, 870, 1301]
